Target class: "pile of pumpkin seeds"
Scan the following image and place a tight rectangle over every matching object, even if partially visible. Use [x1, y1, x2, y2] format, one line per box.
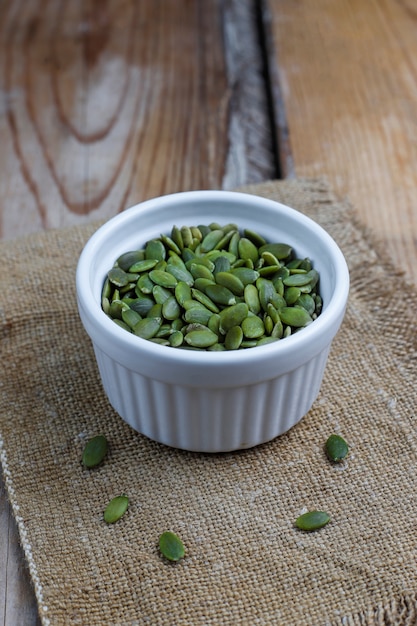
[101, 222, 322, 350]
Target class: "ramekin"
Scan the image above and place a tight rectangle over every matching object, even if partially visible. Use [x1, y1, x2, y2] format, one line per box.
[76, 190, 349, 452]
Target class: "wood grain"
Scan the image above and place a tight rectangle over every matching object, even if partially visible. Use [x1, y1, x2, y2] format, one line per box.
[0, 0, 275, 239]
[0, 471, 41, 626]
[268, 0, 417, 284]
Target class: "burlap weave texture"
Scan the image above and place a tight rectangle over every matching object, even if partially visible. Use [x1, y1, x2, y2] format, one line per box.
[0, 179, 416, 625]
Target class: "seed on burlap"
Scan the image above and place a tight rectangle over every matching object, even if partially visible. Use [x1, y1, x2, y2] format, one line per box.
[103, 495, 129, 524]
[295, 511, 330, 531]
[82, 435, 108, 468]
[325, 434, 349, 462]
[159, 531, 185, 562]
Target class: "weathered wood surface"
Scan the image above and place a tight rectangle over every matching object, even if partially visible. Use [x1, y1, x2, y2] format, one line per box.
[0, 0, 275, 623]
[0, 0, 276, 239]
[267, 0, 417, 284]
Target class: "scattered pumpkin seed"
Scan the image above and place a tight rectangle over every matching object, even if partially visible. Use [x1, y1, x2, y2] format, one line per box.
[325, 434, 349, 462]
[159, 531, 185, 562]
[103, 495, 129, 524]
[82, 435, 108, 468]
[295, 510, 330, 531]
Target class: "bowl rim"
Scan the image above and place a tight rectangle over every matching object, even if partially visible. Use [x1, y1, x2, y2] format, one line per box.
[76, 190, 349, 385]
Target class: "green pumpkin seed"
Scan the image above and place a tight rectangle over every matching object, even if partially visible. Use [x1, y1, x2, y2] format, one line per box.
[299, 258, 313, 271]
[259, 242, 292, 260]
[314, 294, 323, 315]
[219, 302, 248, 334]
[162, 296, 181, 320]
[102, 296, 110, 314]
[205, 284, 236, 307]
[279, 306, 313, 328]
[159, 531, 185, 562]
[244, 228, 267, 247]
[189, 278, 211, 293]
[225, 325, 243, 350]
[129, 295, 155, 316]
[175, 281, 192, 307]
[136, 273, 154, 295]
[258, 264, 280, 277]
[266, 302, 280, 324]
[261, 250, 280, 266]
[109, 300, 124, 320]
[149, 270, 178, 289]
[152, 284, 172, 304]
[102, 277, 112, 300]
[283, 273, 312, 287]
[256, 336, 278, 346]
[169, 330, 184, 347]
[271, 319, 284, 339]
[180, 226, 194, 248]
[296, 294, 316, 316]
[241, 315, 265, 339]
[116, 250, 145, 271]
[229, 267, 260, 285]
[201, 229, 224, 252]
[189, 263, 215, 281]
[213, 255, 231, 274]
[170, 225, 184, 251]
[145, 239, 166, 261]
[128, 259, 158, 273]
[185, 328, 218, 348]
[264, 314, 273, 335]
[286, 258, 303, 270]
[256, 277, 276, 312]
[215, 271, 245, 296]
[165, 264, 194, 285]
[133, 317, 162, 339]
[191, 288, 220, 313]
[325, 434, 349, 462]
[82, 435, 108, 468]
[284, 286, 302, 305]
[146, 303, 162, 318]
[156, 323, 172, 338]
[238, 237, 259, 263]
[122, 308, 142, 329]
[191, 226, 204, 241]
[108, 267, 130, 288]
[160, 234, 181, 255]
[295, 511, 330, 532]
[183, 307, 212, 325]
[214, 230, 236, 251]
[228, 231, 240, 257]
[104, 495, 129, 524]
[244, 284, 261, 315]
[208, 313, 221, 335]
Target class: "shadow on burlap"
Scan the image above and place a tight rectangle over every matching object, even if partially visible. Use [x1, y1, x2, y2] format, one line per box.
[0, 179, 416, 625]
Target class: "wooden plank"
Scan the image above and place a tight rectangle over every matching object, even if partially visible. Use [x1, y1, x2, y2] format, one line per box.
[0, 0, 276, 239]
[0, 470, 41, 626]
[267, 0, 417, 284]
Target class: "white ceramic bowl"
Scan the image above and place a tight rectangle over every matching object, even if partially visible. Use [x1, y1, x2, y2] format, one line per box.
[76, 190, 349, 453]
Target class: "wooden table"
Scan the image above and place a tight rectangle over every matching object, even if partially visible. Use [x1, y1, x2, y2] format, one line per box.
[1, 1, 416, 623]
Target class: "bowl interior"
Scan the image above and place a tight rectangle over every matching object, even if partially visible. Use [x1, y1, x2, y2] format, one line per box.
[77, 190, 349, 386]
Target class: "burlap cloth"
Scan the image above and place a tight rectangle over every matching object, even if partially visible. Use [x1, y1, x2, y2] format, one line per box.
[1, 179, 416, 626]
